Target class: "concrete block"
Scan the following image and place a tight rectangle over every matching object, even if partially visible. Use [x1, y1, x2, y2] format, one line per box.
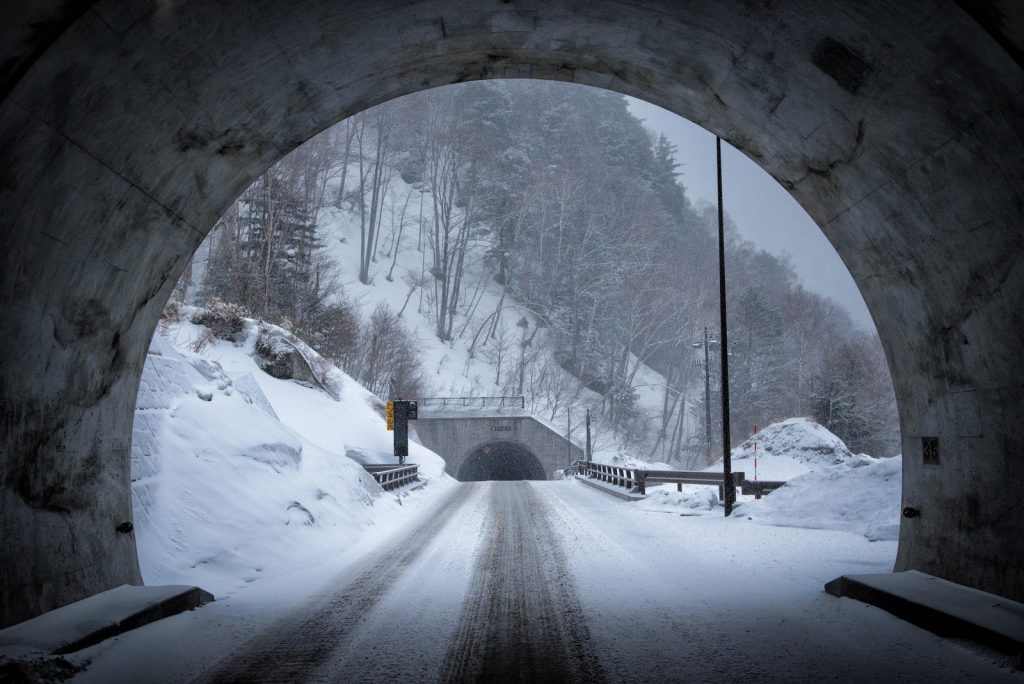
[826, 570, 1023, 668]
[0, 585, 213, 657]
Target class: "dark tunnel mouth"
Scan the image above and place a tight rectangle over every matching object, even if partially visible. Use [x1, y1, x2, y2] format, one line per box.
[457, 441, 547, 482]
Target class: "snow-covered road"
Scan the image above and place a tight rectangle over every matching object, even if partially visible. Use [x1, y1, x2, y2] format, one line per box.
[74, 481, 1017, 683]
[200, 482, 602, 683]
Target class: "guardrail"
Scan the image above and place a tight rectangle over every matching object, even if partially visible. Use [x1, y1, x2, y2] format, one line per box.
[573, 460, 787, 499]
[740, 479, 788, 498]
[362, 463, 420, 491]
[580, 461, 643, 490]
[418, 396, 526, 410]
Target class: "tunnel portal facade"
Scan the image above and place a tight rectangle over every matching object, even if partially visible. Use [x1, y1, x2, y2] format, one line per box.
[414, 414, 583, 482]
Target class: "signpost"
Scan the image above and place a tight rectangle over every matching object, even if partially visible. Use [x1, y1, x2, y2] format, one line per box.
[387, 400, 418, 464]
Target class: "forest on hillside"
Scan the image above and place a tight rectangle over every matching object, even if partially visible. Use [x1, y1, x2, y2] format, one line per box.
[176, 80, 900, 464]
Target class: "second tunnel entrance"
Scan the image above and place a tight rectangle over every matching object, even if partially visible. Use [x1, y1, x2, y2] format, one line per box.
[457, 441, 547, 482]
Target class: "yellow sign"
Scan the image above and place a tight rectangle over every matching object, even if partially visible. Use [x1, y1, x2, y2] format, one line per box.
[386, 401, 394, 431]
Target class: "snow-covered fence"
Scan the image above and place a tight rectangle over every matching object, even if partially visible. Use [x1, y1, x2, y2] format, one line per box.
[575, 460, 787, 499]
[362, 464, 420, 491]
[739, 479, 788, 499]
[636, 468, 744, 496]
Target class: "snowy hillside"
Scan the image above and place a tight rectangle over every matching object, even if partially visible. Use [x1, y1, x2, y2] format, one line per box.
[183, 82, 900, 477]
[131, 310, 448, 598]
[315, 179, 668, 458]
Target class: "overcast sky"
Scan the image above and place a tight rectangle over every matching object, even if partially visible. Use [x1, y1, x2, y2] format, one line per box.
[625, 97, 873, 329]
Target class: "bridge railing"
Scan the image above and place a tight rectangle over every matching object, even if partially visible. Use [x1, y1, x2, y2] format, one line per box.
[362, 463, 420, 491]
[576, 461, 644, 491]
[419, 396, 526, 410]
[573, 460, 787, 499]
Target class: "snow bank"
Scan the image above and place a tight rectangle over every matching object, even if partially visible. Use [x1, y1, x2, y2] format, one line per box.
[738, 455, 902, 540]
[636, 486, 721, 515]
[132, 314, 448, 597]
[716, 416, 854, 480]
[636, 418, 902, 537]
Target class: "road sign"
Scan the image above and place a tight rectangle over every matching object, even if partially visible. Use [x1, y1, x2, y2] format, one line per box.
[390, 400, 418, 462]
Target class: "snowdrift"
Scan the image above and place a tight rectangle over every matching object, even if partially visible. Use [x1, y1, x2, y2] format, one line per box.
[132, 313, 448, 597]
[638, 418, 901, 540]
[725, 416, 854, 480]
[738, 454, 902, 540]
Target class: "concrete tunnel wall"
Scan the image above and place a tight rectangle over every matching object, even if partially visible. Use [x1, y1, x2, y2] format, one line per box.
[0, 1, 1021, 626]
[413, 416, 584, 480]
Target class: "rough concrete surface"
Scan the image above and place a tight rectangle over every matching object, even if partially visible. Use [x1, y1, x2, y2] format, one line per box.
[415, 413, 584, 479]
[826, 570, 1024, 667]
[0, 0, 1021, 626]
[0, 584, 213, 657]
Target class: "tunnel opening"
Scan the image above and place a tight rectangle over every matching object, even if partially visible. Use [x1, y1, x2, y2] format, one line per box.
[3, 1, 1022, 628]
[457, 441, 548, 482]
[133, 77, 900, 601]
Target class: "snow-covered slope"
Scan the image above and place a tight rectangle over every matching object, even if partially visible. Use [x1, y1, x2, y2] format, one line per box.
[131, 313, 448, 597]
[315, 176, 678, 461]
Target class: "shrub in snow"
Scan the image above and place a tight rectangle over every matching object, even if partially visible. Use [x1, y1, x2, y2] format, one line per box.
[161, 298, 183, 323]
[307, 303, 360, 371]
[191, 299, 247, 342]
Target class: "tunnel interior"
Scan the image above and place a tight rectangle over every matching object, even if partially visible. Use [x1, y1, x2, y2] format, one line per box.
[2, 0, 1023, 627]
[457, 441, 547, 482]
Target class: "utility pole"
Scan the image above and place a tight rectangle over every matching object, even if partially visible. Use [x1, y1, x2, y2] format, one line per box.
[418, 188, 427, 313]
[717, 137, 735, 516]
[567, 411, 572, 467]
[585, 408, 592, 463]
[703, 326, 713, 461]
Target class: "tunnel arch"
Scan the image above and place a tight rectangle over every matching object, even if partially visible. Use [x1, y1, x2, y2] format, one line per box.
[1, 1, 1021, 625]
[457, 441, 548, 482]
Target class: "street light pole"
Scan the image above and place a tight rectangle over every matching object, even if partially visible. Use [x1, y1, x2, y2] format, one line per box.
[716, 137, 735, 517]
